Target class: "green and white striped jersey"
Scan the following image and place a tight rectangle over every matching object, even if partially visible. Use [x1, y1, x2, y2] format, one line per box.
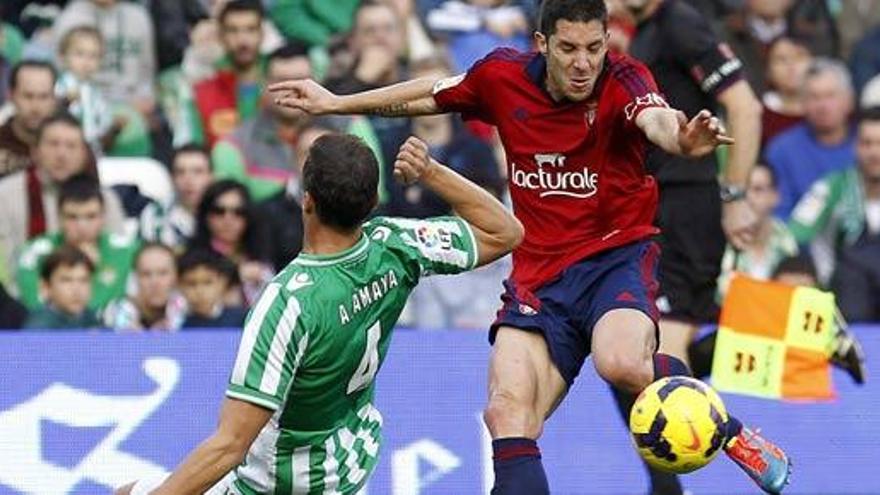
[223, 216, 478, 495]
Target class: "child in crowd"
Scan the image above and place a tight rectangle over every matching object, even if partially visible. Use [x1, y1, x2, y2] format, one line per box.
[103, 243, 187, 331]
[55, 25, 125, 154]
[177, 248, 247, 329]
[23, 245, 100, 330]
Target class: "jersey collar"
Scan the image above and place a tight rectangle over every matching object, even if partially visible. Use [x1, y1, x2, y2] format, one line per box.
[294, 233, 369, 267]
[524, 52, 611, 105]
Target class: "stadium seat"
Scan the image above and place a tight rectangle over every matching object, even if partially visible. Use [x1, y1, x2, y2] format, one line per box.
[97, 157, 174, 206]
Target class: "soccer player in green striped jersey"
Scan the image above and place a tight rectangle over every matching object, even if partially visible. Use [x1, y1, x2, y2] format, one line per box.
[118, 134, 523, 495]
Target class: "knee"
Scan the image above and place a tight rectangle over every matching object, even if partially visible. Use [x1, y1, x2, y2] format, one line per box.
[593, 351, 653, 393]
[483, 390, 542, 439]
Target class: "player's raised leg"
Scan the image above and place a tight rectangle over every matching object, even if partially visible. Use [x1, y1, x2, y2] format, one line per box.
[484, 327, 568, 495]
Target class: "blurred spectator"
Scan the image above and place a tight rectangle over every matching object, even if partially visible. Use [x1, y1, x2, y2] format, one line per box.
[790, 107, 880, 321]
[16, 174, 139, 311]
[0, 113, 125, 284]
[192, 0, 266, 147]
[54, 26, 125, 154]
[716, 163, 799, 299]
[0, 281, 27, 329]
[864, 74, 880, 109]
[190, 179, 273, 307]
[269, 0, 360, 47]
[849, 26, 880, 98]
[139, 144, 214, 250]
[213, 43, 386, 202]
[765, 58, 856, 220]
[386, 55, 502, 217]
[54, 0, 157, 109]
[761, 35, 811, 146]
[385, 0, 439, 63]
[426, 0, 530, 73]
[720, 0, 836, 95]
[0, 60, 58, 178]
[148, 0, 209, 72]
[836, 0, 880, 59]
[177, 247, 247, 328]
[22, 244, 101, 330]
[103, 242, 187, 331]
[772, 253, 818, 287]
[0, 20, 25, 73]
[328, 1, 412, 191]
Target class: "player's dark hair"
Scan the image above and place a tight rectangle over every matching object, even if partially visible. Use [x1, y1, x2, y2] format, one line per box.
[303, 133, 379, 231]
[58, 173, 104, 209]
[40, 245, 95, 282]
[268, 42, 311, 64]
[772, 254, 818, 282]
[218, 0, 264, 25]
[176, 247, 237, 283]
[36, 111, 84, 145]
[751, 162, 778, 189]
[172, 143, 213, 173]
[857, 106, 880, 126]
[539, 0, 607, 37]
[9, 59, 57, 91]
[134, 242, 177, 270]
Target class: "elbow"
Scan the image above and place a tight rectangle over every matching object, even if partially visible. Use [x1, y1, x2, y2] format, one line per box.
[732, 91, 763, 123]
[503, 217, 525, 251]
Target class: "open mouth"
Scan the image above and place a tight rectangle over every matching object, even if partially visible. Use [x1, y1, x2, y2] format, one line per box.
[570, 79, 591, 92]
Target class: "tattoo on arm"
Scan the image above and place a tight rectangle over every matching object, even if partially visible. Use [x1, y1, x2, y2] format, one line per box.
[369, 101, 410, 117]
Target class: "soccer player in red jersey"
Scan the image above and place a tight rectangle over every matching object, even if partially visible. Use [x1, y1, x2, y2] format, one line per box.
[269, 1, 791, 493]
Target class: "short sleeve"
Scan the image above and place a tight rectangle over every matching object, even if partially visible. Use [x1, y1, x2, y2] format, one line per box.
[665, 6, 744, 95]
[226, 283, 308, 410]
[371, 216, 479, 278]
[617, 61, 671, 124]
[432, 51, 498, 124]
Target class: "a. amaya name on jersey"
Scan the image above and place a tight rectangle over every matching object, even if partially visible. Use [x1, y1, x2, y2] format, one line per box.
[338, 269, 400, 325]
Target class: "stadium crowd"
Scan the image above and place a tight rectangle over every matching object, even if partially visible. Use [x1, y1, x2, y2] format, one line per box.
[0, 0, 877, 331]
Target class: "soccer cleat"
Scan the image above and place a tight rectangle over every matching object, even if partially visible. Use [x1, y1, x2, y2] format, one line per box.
[724, 427, 791, 494]
[830, 328, 866, 385]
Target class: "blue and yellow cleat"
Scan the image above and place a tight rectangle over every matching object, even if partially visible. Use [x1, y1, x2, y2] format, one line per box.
[724, 427, 792, 494]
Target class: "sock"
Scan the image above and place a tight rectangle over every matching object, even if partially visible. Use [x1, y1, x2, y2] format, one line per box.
[687, 332, 717, 379]
[724, 415, 745, 449]
[652, 353, 692, 379]
[491, 437, 549, 495]
[611, 386, 684, 495]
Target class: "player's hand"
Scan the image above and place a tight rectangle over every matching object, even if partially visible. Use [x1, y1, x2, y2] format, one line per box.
[394, 136, 438, 185]
[722, 198, 757, 249]
[267, 78, 339, 115]
[678, 109, 735, 158]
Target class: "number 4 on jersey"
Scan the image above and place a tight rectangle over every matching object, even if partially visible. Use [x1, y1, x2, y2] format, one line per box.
[347, 321, 381, 394]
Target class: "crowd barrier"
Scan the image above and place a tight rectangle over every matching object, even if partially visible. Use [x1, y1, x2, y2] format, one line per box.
[0, 327, 878, 494]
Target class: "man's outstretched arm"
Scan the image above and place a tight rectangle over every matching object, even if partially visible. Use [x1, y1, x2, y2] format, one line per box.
[636, 107, 734, 158]
[116, 398, 272, 495]
[268, 77, 443, 117]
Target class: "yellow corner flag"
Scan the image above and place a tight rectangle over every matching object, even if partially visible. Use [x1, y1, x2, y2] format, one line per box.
[711, 274, 836, 401]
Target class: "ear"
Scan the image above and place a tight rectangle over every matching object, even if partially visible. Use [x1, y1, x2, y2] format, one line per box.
[534, 31, 548, 55]
[302, 191, 315, 214]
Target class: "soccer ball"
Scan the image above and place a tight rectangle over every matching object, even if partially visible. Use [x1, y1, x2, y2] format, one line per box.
[629, 376, 729, 474]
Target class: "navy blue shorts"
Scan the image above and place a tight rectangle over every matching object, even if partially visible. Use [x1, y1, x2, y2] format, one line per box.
[490, 240, 661, 386]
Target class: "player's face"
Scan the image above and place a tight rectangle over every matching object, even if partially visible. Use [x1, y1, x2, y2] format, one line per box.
[206, 190, 248, 246]
[60, 199, 105, 246]
[172, 152, 213, 211]
[803, 71, 853, 134]
[766, 39, 811, 95]
[136, 248, 177, 310]
[34, 123, 89, 183]
[11, 68, 57, 133]
[44, 264, 92, 316]
[745, 167, 779, 222]
[220, 11, 263, 69]
[537, 19, 609, 102]
[857, 120, 880, 182]
[180, 267, 226, 317]
[64, 34, 103, 80]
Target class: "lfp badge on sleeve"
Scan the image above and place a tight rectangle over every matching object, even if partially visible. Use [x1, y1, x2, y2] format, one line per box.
[712, 275, 837, 401]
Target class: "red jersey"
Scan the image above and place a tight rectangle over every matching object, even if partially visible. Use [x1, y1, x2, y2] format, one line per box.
[433, 48, 669, 291]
